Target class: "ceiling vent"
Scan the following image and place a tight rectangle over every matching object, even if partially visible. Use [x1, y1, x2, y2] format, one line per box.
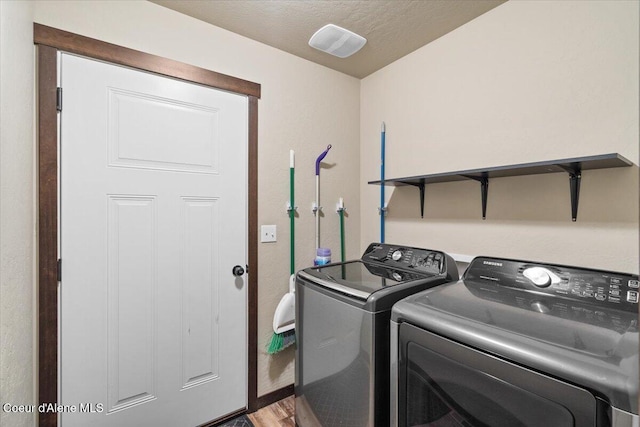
[308, 24, 366, 58]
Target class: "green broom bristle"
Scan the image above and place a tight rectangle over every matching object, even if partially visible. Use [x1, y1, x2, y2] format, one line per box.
[266, 333, 282, 354]
[266, 330, 296, 355]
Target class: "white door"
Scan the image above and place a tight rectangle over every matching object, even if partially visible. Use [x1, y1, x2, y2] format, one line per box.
[59, 53, 248, 427]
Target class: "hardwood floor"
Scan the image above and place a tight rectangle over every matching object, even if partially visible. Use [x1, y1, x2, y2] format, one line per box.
[248, 396, 295, 427]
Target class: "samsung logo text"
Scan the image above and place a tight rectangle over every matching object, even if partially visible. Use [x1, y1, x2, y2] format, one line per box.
[483, 261, 503, 267]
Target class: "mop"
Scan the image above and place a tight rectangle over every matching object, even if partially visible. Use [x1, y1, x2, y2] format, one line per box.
[313, 145, 332, 251]
[266, 150, 297, 354]
[380, 122, 386, 243]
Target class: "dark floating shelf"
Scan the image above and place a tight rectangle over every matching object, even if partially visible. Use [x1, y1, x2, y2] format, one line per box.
[368, 153, 634, 221]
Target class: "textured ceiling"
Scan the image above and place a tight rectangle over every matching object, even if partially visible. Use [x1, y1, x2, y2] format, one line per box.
[150, 0, 506, 78]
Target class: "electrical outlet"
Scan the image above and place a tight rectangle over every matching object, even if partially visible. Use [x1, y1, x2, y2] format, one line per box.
[261, 225, 277, 243]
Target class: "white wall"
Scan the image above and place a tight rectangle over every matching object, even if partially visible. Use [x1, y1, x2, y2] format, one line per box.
[361, 0, 639, 274]
[0, 1, 35, 427]
[31, 0, 361, 398]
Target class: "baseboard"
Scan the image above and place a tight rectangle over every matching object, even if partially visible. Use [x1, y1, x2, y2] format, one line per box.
[251, 384, 294, 412]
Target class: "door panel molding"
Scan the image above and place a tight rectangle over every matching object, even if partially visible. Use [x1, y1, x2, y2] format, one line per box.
[35, 24, 261, 427]
[105, 195, 158, 414]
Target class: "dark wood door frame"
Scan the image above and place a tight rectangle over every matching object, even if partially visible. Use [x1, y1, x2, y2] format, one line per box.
[35, 23, 260, 427]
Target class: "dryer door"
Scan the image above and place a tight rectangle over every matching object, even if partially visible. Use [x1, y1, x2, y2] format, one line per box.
[398, 323, 597, 427]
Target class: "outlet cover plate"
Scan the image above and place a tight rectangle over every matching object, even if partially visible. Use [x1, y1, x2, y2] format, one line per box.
[261, 225, 277, 243]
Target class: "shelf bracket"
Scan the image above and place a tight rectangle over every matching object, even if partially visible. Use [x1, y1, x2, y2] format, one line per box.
[406, 181, 426, 218]
[463, 175, 489, 220]
[559, 165, 581, 221]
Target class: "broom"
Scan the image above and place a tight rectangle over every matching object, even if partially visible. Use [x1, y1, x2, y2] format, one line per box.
[266, 150, 296, 354]
[266, 276, 296, 354]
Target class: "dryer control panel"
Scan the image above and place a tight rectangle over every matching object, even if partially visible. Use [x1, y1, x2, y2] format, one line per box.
[464, 257, 639, 312]
[362, 243, 445, 275]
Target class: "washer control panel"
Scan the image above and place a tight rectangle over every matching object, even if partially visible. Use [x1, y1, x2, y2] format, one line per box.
[465, 257, 639, 312]
[362, 243, 444, 275]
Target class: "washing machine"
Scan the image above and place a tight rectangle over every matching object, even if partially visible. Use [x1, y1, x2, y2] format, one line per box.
[295, 242, 458, 427]
[391, 256, 639, 426]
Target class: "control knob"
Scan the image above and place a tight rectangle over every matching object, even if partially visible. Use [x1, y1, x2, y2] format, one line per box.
[523, 267, 552, 288]
[391, 250, 404, 261]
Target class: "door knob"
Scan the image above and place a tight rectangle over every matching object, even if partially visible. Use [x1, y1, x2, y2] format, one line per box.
[232, 265, 245, 277]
